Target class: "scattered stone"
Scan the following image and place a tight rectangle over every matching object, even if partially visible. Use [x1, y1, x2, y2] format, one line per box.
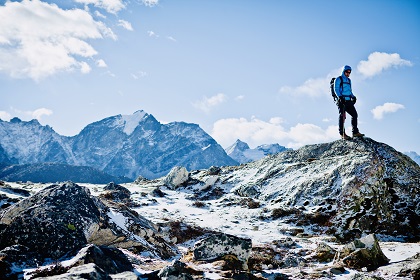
[313, 242, 337, 262]
[207, 166, 221, 175]
[335, 234, 389, 271]
[157, 260, 202, 279]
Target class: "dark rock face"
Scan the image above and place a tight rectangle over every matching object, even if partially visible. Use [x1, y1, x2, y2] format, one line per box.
[69, 244, 133, 275]
[0, 182, 103, 259]
[0, 182, 176, 264]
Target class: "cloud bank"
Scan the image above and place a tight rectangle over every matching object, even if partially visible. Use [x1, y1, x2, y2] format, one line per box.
[0, 0, 116, 80]
[280, 52, 412, 97]
[357, 52, 413, 78]
[371, 103, 405, 120]
[211, 116, 337, 149]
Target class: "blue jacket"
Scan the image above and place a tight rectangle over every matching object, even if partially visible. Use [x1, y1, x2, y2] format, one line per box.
[334, 65, 355, 101]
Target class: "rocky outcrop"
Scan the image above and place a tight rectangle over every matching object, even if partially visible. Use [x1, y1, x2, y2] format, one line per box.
[0, 182, 176, 275]
[334, 234, 389, 271]
[174, 138, 420, 242]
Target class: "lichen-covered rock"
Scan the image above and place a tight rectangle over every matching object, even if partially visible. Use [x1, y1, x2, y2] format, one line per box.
[193, 233, 252, 270]
[335, 234, 389, 271]
[0, 182, 176, 263]
[101, 182, 131, 202]
[0, 182, 103, 259]
[313, 242, 337, 262]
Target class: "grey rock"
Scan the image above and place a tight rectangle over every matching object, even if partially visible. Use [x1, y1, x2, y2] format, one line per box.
[193, 233, 252, 270]
[335, 234, 389, 271]
[375, 252, 420, 279]
[70, 244, 133, 274]
[164, 166, 189, 189]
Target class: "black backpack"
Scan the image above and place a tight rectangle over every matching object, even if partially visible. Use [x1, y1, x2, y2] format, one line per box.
[330, 76, 343, 102]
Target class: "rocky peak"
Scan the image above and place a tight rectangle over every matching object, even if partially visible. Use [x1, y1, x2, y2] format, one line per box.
[225, 139, 288, 164]
[225, 139, 250, 154]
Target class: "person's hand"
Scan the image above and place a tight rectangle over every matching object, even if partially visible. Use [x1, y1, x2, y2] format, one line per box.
[339, 96, 346, 104]
[351, 96, 357, 104]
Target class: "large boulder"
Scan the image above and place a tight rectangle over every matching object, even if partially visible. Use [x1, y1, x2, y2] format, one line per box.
[335, 234, 389, 271]
[193, 233, 252, 270]
[0, 182, 176, 263]
[0, 182, 104, 259]
[164, 166, 189, 189]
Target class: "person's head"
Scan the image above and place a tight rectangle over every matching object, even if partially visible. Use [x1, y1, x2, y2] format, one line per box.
[343, 65, 352, 76]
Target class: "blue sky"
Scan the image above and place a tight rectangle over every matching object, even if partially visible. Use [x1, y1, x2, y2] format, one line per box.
[1, 0, 419, 153]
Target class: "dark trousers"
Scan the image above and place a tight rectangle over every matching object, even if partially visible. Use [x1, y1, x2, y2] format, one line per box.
[338, 101, 359, 135]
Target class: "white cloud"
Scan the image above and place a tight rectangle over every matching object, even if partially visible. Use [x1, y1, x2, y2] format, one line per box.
[75, 0, 125, 14]
[192, 93, 227, 113]
[0, 111, 11, 121]
[371, 102, 405, 120]
[6, 107, 53, 121]
[0, 0, 116, 80]
[142, 0, 159, 7]
[280, 76, 330, 98]
[131, 71, 147, 79]
[32, 108, 53, 120]
[167, 36, 177, 42]
[357, 52, 413, 78]
[96, 59, 107, 67]
[211, 116, 337, 149]
[235, 95, 245, 101]
[118, 19, 133, 31]
[147, 30, 159, 38]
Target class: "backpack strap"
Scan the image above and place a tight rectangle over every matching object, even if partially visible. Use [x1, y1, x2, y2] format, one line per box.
[338, 76, 343, 91]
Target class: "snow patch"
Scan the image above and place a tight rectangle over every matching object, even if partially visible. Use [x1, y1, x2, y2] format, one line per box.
[121, 110, 147, 135]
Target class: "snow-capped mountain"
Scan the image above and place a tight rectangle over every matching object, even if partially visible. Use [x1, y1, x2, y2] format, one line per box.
[225, 139, 289, 163]
[405, 151, 420, 166]
[0, 118, 73, 165]
[0, 110, 237, 180]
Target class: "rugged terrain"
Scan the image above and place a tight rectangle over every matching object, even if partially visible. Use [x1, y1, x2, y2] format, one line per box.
[0, 137, 419, 279]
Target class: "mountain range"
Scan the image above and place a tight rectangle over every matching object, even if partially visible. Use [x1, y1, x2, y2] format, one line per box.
[225, 139, 289, 164]
[0, 110, 237, 181]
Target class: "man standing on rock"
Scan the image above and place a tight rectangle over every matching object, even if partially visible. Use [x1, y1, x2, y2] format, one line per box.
[334, 65, 364, 140]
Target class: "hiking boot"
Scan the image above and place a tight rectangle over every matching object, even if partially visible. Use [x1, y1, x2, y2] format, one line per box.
[341, 133, 351, 140]
[353, 132, 365, 137]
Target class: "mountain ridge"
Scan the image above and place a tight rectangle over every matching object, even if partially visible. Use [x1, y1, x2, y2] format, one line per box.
[225, 139, 289, 163]
[0, 110, 237, 181]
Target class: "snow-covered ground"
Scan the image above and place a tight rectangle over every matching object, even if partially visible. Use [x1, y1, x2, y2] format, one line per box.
[2, 181, 419, 280]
